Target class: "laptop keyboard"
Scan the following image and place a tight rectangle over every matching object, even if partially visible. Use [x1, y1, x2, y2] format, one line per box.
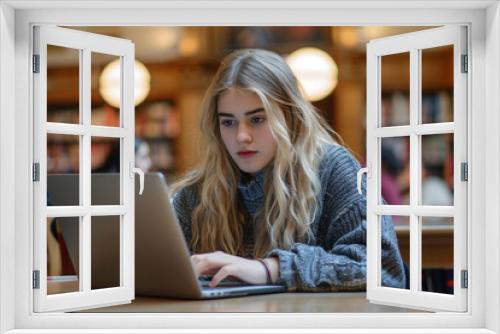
[198, 276, 247, 288]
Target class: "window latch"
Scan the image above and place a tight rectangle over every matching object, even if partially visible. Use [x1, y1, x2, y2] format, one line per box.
[357, 162, 371, 195]
[129, 162, 144, 195]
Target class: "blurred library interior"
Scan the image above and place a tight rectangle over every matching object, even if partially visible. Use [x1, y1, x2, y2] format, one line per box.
[46, 26, 455, 295]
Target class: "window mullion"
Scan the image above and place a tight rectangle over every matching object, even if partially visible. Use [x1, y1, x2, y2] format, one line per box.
[374, 205, 454, 216]
[81, 48, 91, 293]
[36, 32, 50, 301]
[409, 48, 421, 292]
[121, 52, 134, 291]
[453, 25, 468, 310]
[89, 126, 126, 138]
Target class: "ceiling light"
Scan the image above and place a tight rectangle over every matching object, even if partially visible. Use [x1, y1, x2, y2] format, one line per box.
[286, 47, 338, 102]
[99, 59, 151, 108]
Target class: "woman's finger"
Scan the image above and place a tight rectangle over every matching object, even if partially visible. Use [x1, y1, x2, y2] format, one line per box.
[209, 265, 235, 288]
[200, 268, 219, 276]
[193, 260, 216, 278]
[191, 254, 225, 277]
[191, 251, 234, 277]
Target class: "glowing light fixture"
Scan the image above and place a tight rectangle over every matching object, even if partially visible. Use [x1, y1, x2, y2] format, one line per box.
[286, 47, 338, 102]
[99, 59, 151, 108]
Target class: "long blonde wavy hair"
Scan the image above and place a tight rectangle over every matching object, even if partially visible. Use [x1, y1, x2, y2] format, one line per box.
[169, 49, 343, 258]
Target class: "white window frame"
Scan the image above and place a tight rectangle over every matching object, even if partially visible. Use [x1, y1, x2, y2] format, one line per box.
[0, 1, 498, 333]
[33, 26, 136, 312]
[366, 26, 468, 312]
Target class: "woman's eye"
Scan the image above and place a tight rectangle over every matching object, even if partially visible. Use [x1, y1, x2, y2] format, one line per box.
[251, 117, 265, 124]
[220, 119, 235, 127]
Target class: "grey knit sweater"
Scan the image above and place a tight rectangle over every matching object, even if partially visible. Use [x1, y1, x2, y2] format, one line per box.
[172, 144, 406, 291]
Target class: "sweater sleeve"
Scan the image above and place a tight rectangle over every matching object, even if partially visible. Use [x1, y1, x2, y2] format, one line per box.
[171, 185, 197, 249]
[265, 146, 406, 291]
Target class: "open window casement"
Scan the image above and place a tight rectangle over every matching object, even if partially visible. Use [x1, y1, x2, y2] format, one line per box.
[364, 25, 467, 312]
[33, 26, 142, 312]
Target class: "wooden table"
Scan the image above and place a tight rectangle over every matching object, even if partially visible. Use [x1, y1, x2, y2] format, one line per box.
[78, 292, 425, 313]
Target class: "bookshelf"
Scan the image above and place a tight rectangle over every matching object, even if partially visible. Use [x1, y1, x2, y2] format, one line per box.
[379, 45, 455, 294]
[46, 100, 181, 176]
[135, 100, 180, 174]
[46, 105, 122, 174]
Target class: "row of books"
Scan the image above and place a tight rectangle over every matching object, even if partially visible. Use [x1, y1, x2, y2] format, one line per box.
[381, 90, 453, 127]
[47, 105, 119, 127]
[47, 138, 176, 173]
[136, 101, 180, 139]
[47, 100, 179, 173]
[47, 101, 181, 139]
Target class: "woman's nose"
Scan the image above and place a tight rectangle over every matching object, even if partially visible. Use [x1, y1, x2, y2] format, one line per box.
[236, 124, 252, 143]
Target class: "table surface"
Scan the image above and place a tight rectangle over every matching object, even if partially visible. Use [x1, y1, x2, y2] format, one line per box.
[78, 292, 425, 313]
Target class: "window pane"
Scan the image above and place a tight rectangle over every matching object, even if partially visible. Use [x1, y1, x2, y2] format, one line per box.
[47, 45, 80, 124]
[92, 52, 120, 127]
[91, 216, 121, 290]
[421, 134, 454, 206]
[380, 52, 410, 127]
[383, 215, 410, 290]
[421, 45, 453, 124]
[91, 137, 121, 205]
[421, 216, 454, 295]
[47, 134, 80, 206]
[380, 137, 409, 205]
[47, 216, 80, 295]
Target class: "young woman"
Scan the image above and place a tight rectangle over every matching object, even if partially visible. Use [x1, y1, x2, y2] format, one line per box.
[170, 48, 406, 291]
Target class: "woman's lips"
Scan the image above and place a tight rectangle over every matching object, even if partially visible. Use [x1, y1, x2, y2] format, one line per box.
[237, 151, 257, 158]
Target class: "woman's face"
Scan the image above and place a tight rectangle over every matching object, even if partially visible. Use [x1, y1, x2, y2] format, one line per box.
[217, 88, 278, 176]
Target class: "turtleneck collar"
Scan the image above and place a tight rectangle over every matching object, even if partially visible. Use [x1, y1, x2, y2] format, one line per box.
[237, 166, 270, 216]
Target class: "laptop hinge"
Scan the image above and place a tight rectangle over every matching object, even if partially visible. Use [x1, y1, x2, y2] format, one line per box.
[33, 270, 40, 289]
[33, 163, 40, 182]
[461, 270, 468, 289]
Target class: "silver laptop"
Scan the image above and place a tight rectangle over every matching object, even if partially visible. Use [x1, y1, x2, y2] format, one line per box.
[47, 173, 286, 299]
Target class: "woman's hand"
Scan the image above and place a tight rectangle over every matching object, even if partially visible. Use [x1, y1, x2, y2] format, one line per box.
[190, 251, 279, 287]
